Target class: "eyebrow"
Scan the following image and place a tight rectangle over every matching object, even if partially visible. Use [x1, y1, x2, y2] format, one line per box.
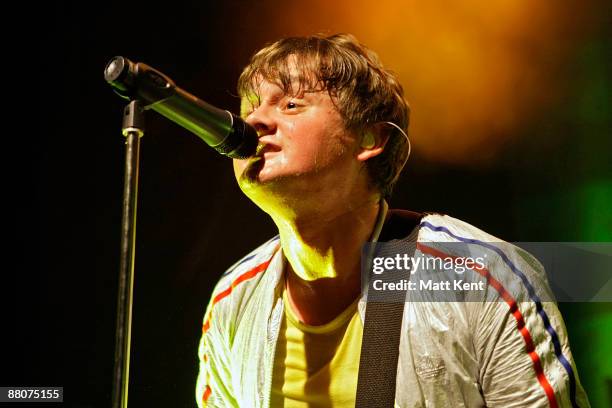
[241, 82, 319, 113]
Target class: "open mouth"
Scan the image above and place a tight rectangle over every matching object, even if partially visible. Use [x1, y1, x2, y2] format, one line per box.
[255, 142, 282, 157]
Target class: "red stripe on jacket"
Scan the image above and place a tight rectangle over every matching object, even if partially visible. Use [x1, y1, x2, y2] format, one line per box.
[417, 243, 559, 408]
[202, 258, 273, 334]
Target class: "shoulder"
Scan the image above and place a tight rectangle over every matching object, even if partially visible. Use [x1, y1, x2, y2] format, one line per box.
[201, 235, 281, 337]
[382, 209, 505, 244]
[418, 213, 551, 300]
[212, 235, 281, 299]
[383, 209, 505, 244]
[419, 212, 505, 242]
[221, 235, 281, 279]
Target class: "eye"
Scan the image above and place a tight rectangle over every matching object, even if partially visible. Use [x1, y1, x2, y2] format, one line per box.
[280, 98, 303, 113]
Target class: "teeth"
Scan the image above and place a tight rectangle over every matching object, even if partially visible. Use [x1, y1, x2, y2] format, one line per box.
[255, 143, 267, 156]
[255, 143, 280, 157]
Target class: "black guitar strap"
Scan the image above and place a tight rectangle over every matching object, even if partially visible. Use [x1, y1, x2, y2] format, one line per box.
[355, 209, 422, 408]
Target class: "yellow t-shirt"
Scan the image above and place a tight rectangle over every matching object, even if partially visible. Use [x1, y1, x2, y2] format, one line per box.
[270, 286, 363, 407]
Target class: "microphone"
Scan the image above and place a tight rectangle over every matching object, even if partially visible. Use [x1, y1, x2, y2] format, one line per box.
[103, 56, 258, 159]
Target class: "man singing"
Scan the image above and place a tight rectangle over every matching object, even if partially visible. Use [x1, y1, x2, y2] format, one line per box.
[196, 33, 589, 407]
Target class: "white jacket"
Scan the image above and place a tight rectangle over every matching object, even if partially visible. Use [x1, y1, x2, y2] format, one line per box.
[196, 211, 589, 408]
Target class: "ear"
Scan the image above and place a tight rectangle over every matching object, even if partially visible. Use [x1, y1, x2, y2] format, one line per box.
[357, 124, 390, 162]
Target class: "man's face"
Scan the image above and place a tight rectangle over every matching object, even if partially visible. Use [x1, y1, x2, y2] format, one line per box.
[233, 76, 361, 200]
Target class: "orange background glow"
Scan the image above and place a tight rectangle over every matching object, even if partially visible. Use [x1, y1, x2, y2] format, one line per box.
[249, 0, 604, 164]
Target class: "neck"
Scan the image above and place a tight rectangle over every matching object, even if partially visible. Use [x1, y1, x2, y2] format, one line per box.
[272, 196, 383, 325]
[275, 198, 381, 280]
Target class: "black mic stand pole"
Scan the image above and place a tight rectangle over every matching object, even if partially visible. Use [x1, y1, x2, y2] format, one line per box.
[112, 99, 145, 408]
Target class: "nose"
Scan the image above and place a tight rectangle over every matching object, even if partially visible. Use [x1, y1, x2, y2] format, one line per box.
[245, 105, 277, 137]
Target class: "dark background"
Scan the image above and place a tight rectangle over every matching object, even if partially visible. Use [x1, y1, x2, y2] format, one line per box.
[22, 0, 612, 407]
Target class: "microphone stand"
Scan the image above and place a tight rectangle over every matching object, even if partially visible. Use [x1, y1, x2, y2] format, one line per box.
[112, 99, 145, 408]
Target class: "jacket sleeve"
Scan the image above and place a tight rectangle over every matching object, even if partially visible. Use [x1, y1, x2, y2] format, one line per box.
[196, 295, 239, 408]
[474, 248, 590, 408]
